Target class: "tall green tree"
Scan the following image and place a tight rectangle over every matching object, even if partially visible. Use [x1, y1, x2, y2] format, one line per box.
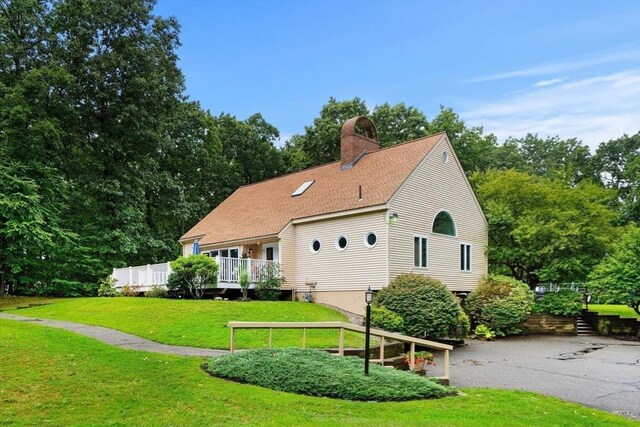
[471, 169, 619, 286]
[589, 227, 640, 315]
[593, 133, 640, 224]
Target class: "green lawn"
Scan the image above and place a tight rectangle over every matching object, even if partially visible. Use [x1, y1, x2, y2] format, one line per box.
[1, 319, 635, 427]
[589, 304, 640, 319]
[2, 297, 365, 349]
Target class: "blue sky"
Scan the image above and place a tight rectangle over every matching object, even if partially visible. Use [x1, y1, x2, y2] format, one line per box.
[154, 0, 640, 150]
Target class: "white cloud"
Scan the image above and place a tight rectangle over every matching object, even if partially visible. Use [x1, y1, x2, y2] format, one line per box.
[533, 78, 564, 87]
[467, 50, 638, 82]
[463, 70, 640, 150]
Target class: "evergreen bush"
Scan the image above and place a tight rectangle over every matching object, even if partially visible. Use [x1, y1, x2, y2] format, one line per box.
[533, 289, 583, 316]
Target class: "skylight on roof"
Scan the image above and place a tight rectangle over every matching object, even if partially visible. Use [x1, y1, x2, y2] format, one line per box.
[292, 180, 314, 197]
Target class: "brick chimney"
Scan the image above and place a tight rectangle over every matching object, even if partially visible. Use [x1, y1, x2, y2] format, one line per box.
[340, 116, 379, 169]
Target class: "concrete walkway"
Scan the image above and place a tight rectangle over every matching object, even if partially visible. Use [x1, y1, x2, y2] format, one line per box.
[0, 312, 228, 357]
[450, 335, 640, 420]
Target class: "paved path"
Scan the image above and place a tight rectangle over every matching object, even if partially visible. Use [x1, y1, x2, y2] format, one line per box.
[0, 312, 228, 357]
[449, 335, 640, 420]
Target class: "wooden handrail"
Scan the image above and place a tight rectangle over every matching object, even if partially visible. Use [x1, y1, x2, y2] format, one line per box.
[227, 321, 453, 380]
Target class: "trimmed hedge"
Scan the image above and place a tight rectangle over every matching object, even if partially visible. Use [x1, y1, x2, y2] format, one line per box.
[375, 274, 468, 339]
[466, 275, 534, 336]
[206, 348, 454, 401]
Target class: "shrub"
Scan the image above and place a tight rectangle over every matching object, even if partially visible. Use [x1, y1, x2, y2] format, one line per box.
[370, 305, 405, 333]
[206, 348, 454, 402]
[98, 277, 117, 297]
[533, 289, 583, 316]
[375, 273, 467, 339]
[473, 324, 496, 340]
[238, 266, 250, 300]
[145, 286, 168, 298]
[167, 255, 218, 299]
[254, 263, 284, 301]
[120, 284, 142, 297]
[466, 275, 534, 336]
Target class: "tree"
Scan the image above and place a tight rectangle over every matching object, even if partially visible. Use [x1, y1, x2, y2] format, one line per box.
[589, 227, 640, 315]
[168, 255, 218, 299]
[428, 106, 499, 174]
[370, 102, 429, 148]
[593, 133, 640, 224]
[471, 169, 619, 286]
[502, 134, 595, 184]
[0, 163, 74, 295]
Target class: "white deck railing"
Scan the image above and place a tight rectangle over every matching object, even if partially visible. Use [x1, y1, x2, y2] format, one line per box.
[111, 257, 279, 290]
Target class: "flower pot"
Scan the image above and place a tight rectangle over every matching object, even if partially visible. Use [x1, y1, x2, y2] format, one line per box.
[414, 359, 426, 371]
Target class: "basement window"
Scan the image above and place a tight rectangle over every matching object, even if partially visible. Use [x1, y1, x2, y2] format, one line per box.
[292, 180, 315, 197]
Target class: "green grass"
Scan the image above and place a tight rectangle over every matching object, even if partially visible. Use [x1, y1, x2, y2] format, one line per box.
[1, 319, 636, 427]
[589, 304, 640, 319]
[206, 348, 453, 401]
[3, 296, 365, 349]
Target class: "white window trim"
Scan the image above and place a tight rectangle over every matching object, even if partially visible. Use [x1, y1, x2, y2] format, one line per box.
[413, 234, 428, 269]
[309, 239, 321, 254]
[335, 235, 348, 252]
[363, 231, 378, 248]
[431, 210, 457, 238]
[460, 242, 472, 272]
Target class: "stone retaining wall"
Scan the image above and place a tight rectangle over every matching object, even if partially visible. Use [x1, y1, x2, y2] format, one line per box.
[582, 310, 639, 338]
[520, 313, 577, 335]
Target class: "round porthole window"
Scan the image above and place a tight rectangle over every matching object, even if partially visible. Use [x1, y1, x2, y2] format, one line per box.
[442, 151, 449, 164]
[364, 232, 377, 248]
[336, 235, 348, 251]
[310, 239, 321, 254]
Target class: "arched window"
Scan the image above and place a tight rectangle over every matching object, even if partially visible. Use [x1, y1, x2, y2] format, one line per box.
[432, 211, 456, 236]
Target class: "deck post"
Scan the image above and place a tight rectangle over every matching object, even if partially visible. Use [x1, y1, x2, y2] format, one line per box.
[166, 261, 172, 282]
[230, 326, 235, 353]
[338, 327, 344, 356]
[302, 328, 307, 349]
[379, 336, 385, 363]
[128, 266, 132, 285]
[410, 342, 415, 371]
[268, 328, 273, 348]
[146, 264, 152, 286]
[216, 255, 222, 282]
[444, 349, 450, 380]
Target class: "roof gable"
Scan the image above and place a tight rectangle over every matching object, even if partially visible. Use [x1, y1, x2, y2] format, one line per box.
[181, 133, 445, 246]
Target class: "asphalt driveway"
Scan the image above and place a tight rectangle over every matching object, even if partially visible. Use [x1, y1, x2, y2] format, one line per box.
[449, 335, 640, 420]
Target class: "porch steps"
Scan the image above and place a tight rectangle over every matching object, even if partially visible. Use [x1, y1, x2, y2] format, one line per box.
[577, 317, 597, 336]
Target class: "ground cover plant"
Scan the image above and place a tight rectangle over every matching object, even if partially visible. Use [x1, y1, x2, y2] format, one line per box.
[588, 304, 640, 319]
[3, 297, 364, 349]
[206, 348, 452, 401]
[0, 319, 635, 427]
[375, 274, 469, 339]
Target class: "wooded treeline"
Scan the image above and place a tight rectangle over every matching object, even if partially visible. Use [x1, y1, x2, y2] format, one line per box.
[1, 0, 638, 296]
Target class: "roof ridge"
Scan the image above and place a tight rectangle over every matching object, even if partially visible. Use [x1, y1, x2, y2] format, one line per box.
[236, 132, 446, 190]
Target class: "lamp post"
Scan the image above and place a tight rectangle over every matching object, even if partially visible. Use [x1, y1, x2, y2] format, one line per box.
[364, 286, 374, 375]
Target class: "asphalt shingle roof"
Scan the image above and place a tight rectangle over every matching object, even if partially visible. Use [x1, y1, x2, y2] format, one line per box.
[181, 133, 444, 246]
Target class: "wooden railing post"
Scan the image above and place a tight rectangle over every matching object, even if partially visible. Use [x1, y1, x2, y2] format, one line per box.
[230, 326, 235, 353]
[302, 328, 307, 349]
[268, 328, 273, 348]
[410, 342, 415, 371]
[379, 336, 385, 362]
[338, 327, 344, 356]
[444, 349, 450, 380]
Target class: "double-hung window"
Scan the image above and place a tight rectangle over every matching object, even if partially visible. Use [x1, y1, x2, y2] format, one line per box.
[414, 236, 428, 268]
[460, 243, 471, 271]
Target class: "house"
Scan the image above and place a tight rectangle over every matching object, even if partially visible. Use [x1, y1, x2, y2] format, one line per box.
[177, 116, 488, 314]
